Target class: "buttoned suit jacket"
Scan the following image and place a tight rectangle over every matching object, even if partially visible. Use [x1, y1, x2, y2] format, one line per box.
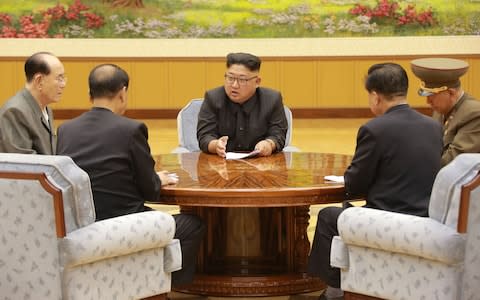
[432, 93, 480, 166]
[0, 88, 55, 154]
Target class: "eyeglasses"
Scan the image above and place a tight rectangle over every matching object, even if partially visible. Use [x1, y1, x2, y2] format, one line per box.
[224, 74, 257, 86]
[55, 75, 68, 84]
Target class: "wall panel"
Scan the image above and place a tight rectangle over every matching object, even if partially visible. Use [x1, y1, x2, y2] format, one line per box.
[168, 61, 206, 109]
[1, 53, 479, 118]
[258, 60, 281, 93]
[131, 61, 169, 109]
[60, 61, 93, 109]
[317, 60, 357, 108]
[280, 60, 316, 108]
[205, 60, 226, 98]
[0, 61, 19, 102]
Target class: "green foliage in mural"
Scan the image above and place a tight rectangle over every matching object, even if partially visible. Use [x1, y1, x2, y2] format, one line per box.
[0, 0, 479, 38]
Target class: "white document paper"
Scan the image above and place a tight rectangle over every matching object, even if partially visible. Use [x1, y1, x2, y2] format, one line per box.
[226, 149, 260, 160]
[324, 175, 345, 183]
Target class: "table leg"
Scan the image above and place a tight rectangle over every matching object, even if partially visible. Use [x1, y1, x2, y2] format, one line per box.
[175, 206, 325, 296]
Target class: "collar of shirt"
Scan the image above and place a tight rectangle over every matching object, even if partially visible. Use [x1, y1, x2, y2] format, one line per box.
[227, 91, 258, 114]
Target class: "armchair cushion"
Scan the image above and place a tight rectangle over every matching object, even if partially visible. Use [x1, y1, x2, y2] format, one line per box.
[60, 211, 176, 268]
[337, 207, 466, 265]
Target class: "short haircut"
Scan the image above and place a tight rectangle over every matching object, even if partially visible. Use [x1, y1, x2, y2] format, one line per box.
[365, 63, 408, 99]
[226, 52, 261, 72]
[88, 64, 129, 99]
[24, 52, 55, 82]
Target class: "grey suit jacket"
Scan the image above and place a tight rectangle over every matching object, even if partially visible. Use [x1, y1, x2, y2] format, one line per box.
[0, 88, 56, 154]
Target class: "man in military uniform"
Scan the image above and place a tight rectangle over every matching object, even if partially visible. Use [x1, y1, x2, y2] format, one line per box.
[411, 57, 480, 166]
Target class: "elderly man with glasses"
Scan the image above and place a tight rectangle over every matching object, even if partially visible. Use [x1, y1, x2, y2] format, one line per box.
[197, 52, 288, 158]
[411, 57, 480, 166]
[0, 52, 67, 154]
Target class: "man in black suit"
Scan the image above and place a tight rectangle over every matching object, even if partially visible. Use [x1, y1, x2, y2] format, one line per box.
[307, 63, 443, 300]
[197, 52, 288, 157]
[57, 64, 205, 287]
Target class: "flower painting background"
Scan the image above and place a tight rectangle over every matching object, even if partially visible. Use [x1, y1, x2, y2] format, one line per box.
[0, 0, 479, 38]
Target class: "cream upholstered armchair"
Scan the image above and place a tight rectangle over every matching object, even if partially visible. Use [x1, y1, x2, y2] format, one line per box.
[331, 153, 480, 300]
[0, 153, 182, 300]
[172, 98, 300, 153]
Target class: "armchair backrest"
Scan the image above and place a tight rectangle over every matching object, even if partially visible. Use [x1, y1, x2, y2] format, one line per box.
[176, 98, 203, 152]
[429, 153, 480, 229]
[173, 98, 296, 152]
[0, 153, 95, 233]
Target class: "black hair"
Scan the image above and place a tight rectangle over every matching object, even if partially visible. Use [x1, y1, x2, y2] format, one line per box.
[24, 52, 55, 82]
[226, 52, 261, 72]
[88, 64, 129, 99]
[365, 63, 408, 99]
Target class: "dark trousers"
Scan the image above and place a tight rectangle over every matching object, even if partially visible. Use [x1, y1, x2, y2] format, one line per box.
[171, 213, 206, 287]
[307, 206, 344, 288]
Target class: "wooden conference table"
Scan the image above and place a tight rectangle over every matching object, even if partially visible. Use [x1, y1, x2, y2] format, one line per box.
[154, 152, 351, 297]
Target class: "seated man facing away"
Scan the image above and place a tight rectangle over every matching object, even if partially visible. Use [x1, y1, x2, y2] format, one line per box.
[307, 63, 443, 300]
[197, 52, 288, 157]
[57, 64, 205, 287]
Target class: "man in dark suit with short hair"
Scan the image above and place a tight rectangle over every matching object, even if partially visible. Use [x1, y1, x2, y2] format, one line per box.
[57, 63, 205, 287]
[307, 63, 443, 300]
[197, 52, 288, 157]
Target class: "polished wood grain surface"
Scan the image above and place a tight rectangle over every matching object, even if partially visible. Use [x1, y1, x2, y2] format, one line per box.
[154, 152, 350, 206]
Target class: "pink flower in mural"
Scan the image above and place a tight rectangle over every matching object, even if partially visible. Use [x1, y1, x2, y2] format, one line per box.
[44, 4, 66, 20]
[84, 13, 104, 29]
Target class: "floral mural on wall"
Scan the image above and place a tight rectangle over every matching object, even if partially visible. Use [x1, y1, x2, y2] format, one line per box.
[0, 0, 478, 38]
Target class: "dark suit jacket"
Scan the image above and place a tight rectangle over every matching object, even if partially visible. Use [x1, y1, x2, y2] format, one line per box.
[197, 86, 288, 153]
[0, 88, 56, 154]
[57, 107, 160, 221]
[432, 93, 480, 166]
[344, 104, 443, 216]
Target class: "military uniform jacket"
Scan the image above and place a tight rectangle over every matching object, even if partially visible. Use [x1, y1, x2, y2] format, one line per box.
[433, 93, 480, 166]
[0, 88, 56, 154]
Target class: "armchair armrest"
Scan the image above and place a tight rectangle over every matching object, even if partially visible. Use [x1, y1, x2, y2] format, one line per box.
[164, 239, 182, 272]
[337, 207, 465, 264]
[60, 211, 176, 268]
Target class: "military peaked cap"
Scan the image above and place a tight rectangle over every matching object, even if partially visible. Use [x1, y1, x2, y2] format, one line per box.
[410, 58, 469, 96]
